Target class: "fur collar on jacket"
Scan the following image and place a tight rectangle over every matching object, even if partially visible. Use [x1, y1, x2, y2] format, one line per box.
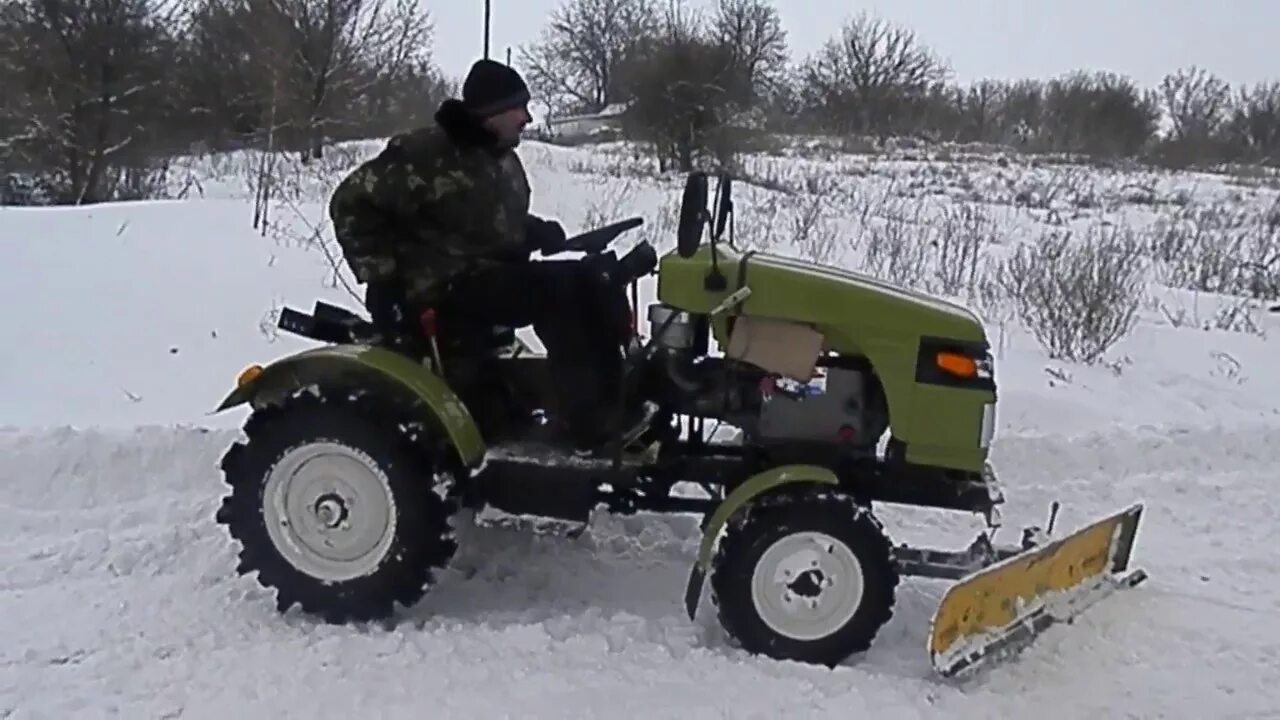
[434, 98, 500, 151]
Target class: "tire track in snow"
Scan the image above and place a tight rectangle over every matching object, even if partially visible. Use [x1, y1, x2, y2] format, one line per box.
[1, 422, 1278, 717]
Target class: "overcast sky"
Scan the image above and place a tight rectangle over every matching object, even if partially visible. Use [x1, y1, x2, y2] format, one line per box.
[429, 0, 1275, 92]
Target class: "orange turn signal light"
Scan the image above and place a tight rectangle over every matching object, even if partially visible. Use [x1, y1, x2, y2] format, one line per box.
[237, 364, 264, 388]
[936, 352, 977, 378]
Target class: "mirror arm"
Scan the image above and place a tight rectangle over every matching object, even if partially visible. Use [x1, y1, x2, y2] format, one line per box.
[703, 207, 727, 291]
[704, 173, 731, 291]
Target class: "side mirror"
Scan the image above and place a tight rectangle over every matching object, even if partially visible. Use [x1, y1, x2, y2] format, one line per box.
[677, 171, 708, 259]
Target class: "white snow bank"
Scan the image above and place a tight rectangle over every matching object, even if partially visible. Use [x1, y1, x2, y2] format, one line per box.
[0, 200, 352, 429]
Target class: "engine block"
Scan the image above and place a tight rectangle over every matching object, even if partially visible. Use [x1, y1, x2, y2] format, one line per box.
[756, 366, 874, 446]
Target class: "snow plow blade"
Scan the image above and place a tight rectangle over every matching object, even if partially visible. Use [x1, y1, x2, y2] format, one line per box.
[928, 502, 1146, 678]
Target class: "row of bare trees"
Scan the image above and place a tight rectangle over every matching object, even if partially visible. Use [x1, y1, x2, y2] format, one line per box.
[3, 0, 1278, 204]
[522, 0, 1280, 171]
[0, 0, 447, 203]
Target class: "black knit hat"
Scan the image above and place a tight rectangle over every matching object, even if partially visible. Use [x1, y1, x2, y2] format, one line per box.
[462, 59, 531, 116]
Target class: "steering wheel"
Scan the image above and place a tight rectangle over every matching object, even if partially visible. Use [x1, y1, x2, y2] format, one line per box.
[562, 216, 644, 254]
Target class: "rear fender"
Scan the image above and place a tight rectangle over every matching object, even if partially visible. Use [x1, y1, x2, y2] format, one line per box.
[683, 464, 839, 619]
[214, 344, 485, 467]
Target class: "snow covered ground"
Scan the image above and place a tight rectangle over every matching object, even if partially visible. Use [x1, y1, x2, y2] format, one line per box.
[3, 137, 1279, 717]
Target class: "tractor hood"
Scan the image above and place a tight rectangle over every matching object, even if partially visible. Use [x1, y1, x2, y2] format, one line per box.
[657, 247, 988, 347]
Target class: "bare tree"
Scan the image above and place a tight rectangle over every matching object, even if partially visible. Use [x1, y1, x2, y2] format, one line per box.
[176, 0, 284, 148]
[517, 0, 659, 116]
[0, 0, 182, 202]
[615, 4, 748, 171]
[995, 79, 1045, 146]
[354, 59, 455, 138]
[799, 11, 949, 137]
[953, 80, 1009, 143]
[1160, 65, 1232, 141]
[177, 0, 433, 157]
[1224, 81, 1280, 164]
[709, 0, 787, 105]
[263, 0, 433, 159]
[1040, 71, 1159, 158]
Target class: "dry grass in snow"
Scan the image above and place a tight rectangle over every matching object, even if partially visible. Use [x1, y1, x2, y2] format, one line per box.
[163, 133, 1280, 369]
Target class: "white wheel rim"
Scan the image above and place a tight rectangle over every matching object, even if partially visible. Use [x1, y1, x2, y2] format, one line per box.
[262, 441, 398, 583]
[750, 531, 865, 642]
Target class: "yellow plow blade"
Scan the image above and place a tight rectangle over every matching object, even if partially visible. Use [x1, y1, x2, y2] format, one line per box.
[928, 502, 1146, 678]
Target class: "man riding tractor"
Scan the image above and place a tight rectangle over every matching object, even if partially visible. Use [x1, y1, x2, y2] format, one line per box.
[327, 58, 655, 455]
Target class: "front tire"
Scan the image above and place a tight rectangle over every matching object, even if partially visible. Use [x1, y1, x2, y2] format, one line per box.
[215, 390, 457, 623]
[709, 488, 899, 666]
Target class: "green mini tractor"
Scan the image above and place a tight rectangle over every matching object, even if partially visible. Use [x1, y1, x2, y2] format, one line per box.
[212, 171, 1146, 677]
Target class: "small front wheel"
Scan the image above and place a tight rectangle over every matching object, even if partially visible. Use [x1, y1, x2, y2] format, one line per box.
[709, 489, 899, 666]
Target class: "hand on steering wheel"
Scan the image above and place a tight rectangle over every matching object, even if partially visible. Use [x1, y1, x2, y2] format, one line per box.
[526, 216, 568, 255]
[562, 217, 645, 254]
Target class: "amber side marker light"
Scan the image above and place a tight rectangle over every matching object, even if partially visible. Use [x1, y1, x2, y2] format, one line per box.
[237, 364, 264, 388]
[936, 351, 977, 378]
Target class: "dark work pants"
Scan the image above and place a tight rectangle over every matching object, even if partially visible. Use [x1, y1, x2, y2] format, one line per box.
[440, 260, 632, 447]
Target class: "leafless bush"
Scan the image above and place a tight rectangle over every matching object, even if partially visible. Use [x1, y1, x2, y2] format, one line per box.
[581, 178, 642, 230]
[258, 299, 284, 342]
[733, 161, 795, 194]
[632, 193, 680, 252]
[231, 141, 370, 234]
[1011, 165, 1097, 213]
[732, 159, 847, 198]
[110, 160, 181, 201]
[971, 256, 1017, 351]
[788, 193, 845, 263]
[261, 192, 363, 301]
[1148, 202, 1280, 300]
[848, 198, 995, 298]
[857, 208, 931, 289]
[563, 152, 663, 181]
[1153, 294, 1266, 336]
[928, 204, 997, 297]
[997, 225, 1149, 363]
[730, 191, 786, 252]
[1212, 299, 1267, 335]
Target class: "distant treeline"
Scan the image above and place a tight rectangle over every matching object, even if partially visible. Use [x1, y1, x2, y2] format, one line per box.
[1, 0, 1276, 204]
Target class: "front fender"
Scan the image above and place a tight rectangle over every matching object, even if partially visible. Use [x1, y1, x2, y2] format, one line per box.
[683, 464, 839, 619]
[214, 344, 485, 467]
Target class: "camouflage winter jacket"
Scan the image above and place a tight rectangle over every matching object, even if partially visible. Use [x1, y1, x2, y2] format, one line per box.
[328, 99, 537, 312]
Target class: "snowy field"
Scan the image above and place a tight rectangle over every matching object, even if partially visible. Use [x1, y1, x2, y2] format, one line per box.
[3, 136, 1280, 717]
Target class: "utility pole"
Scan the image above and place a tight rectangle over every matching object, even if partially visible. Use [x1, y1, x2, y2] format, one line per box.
[483, 0, 491, 59]
[506, 47, 511, 66]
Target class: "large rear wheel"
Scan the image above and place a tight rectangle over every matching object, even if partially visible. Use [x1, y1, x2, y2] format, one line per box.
[216, 389, 457, 623]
